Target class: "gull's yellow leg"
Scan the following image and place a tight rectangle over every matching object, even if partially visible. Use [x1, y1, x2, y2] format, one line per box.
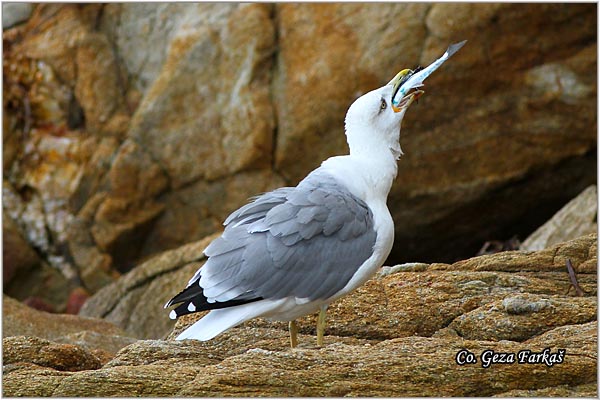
[289, 320, 298, 348]
[317, 305, 328, 347]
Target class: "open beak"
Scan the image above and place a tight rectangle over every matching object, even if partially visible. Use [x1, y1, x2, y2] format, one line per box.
[389, 69, 425, 113]
[391, 88, 424, 113]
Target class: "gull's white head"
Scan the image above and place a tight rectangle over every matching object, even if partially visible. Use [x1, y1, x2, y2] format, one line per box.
[343, 41, 466, 162]
[344, 69, 423, 160]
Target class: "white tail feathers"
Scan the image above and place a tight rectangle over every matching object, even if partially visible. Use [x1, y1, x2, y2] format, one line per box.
[174, 299, 285, 341]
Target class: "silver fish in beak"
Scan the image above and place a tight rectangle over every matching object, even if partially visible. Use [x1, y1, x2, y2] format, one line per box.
[390, 40, 467, 113]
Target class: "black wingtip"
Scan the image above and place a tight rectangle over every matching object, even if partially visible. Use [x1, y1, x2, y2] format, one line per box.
[165, 281, 204, 308]
[164, 280, 264, 319]
[164, 299, 174, 309]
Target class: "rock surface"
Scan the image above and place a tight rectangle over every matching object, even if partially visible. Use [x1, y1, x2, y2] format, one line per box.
[3, 336, 103, 372]
[80, 233, 597, 343]
[3, 322, 596, 397]
[2, 212, 40, 284]
[450, 294, 596, 341]
[1, 10, 598, 394]
[2, 5, 596, 310]
[4, 233, 597, 396]
[2, 3, 33, 29]
[3, 211, 75, 311]
[521, 185, 597, 251]
[79, 234, 219, 339]
[3, 295, 136, 358]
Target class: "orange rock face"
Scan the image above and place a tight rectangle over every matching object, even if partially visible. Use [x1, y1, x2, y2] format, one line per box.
[3, 4, 597, 306]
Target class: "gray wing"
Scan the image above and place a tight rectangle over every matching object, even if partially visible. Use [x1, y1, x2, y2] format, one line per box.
[198, 170, 377, 303]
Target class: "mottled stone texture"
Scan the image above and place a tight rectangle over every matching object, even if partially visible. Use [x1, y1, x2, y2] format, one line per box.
[521, 185, 597, 251]
[2, 7, 597, 393]
[78, 233, 596, 343]
[3, 234, 596, 396]
[3, 4, 597, 311]
[3, 324, 597, 396]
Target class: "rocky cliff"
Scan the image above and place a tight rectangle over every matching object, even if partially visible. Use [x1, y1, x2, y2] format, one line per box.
[2, 4, 597, 396]
[3, 4, 596, 310]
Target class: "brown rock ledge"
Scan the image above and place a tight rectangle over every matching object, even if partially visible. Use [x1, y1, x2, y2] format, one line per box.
[4, 234, 596, 397]
[2, 322, 596, 397]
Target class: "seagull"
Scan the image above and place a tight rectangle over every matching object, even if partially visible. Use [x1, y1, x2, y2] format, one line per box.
[165, 41, 466, 347]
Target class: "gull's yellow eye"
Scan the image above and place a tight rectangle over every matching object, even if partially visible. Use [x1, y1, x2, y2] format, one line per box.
[380, 98, 387, 111]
